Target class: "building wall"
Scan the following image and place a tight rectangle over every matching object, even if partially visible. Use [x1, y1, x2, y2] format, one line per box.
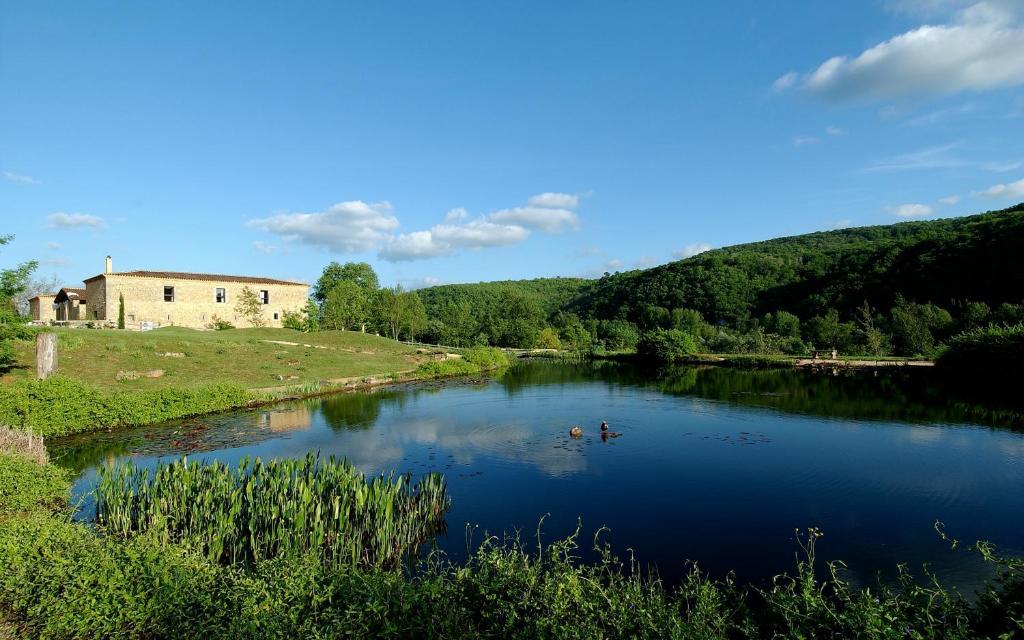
[29, 296, 56, 322]
[86, 279, 108, 321]
[95, 275, 308, 329]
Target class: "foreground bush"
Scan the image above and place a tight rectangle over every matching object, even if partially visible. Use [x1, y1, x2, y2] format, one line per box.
[0, 376, 254, 437]
[938, 323, 1024, 377]
[96, 454, 449, 570]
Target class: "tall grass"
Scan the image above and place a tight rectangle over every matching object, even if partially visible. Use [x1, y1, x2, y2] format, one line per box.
[95, 453, 450, 570]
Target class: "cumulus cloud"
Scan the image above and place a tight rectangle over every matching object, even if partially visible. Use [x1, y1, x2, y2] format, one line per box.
[250, 193, 583, 262]
[938, 194, 962, 204]
[888, 203, 934, 217]
[673, 243, 713, 260]
[246, 201, 399, 253]
[776, 2, 1024, 101]
[489, 206, 579, 233]
[46, 212, 106, 229]
[527, 192, 580, 209]
[975, 177, 1024, 198]
[3, 171, 40, 185]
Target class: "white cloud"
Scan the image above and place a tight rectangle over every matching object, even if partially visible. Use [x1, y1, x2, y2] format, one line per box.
[825, 125, 845, 136]
[634, 256, 661, 268]
[773, 71, 799, 92]
[792, 136, 822, 147]
[246, 200, 399, 253]
[527, 192, 580, 209]
[46, 212, 106, 229]
[673, 243, 713, 260]
[831, 219, 854, 229]
[252, 241, 276, 254]
[777, 2, 1024, 101]
[975, 177, 1024, 198]
[888, 203, 934, 217]
[3, 171, 40, 185]
[938, 194, 962, 204]
[444, 207, 469, 222]
[403, 276, 444, 290]
[489, 206, 579, 233]
[867, 142, 964, 171]
[251, 192, 582, 262]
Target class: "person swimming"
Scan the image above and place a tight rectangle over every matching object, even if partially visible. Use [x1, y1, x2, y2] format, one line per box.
[600, 420, 609, 432]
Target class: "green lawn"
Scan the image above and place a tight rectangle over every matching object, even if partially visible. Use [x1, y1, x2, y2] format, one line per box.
[3, 327, 426, 392]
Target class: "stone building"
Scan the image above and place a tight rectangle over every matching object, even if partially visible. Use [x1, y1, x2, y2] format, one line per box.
[82, 256, 308, 329]
[53, 288, 89, 321]
[28, 293, 57, 323]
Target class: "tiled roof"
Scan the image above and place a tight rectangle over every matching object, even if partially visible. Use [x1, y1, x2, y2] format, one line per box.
[54, 288, 87, 302]
[84, 271, 307, 286]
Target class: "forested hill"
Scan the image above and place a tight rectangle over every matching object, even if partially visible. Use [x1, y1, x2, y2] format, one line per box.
[571, 203, 1024, 325]
[414, 203, 1024, 353]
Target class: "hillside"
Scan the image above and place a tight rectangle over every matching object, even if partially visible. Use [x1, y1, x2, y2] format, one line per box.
[572, 203, 1024, 325]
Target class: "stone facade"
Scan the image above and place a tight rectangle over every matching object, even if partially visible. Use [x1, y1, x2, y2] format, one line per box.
[28, 294, 57, 322]
[81, 261, 308, 329]
[53, 288, 89, 321]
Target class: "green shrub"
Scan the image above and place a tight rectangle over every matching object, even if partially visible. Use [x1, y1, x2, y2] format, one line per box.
[461, 346, 510, 369]
[0, 376, 254, 437]
[938, 323, 1024, 376]
[0, 340, 13, 370]
[414, 359, 481, 378]
[637, 328, 698, 364]
[0, 454, 70, 515]
[208, 315, 235, 330]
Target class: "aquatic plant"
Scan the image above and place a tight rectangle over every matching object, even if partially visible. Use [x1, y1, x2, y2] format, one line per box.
[94, 452, 450, 570]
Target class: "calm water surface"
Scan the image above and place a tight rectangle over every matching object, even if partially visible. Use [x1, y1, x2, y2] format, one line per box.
[53, 362, 1024, 592]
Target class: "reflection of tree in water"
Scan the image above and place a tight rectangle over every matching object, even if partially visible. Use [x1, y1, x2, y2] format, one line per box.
[652, 365, 1024, 429]
[498, 360, 1024, 430]
[318, 389, 406, 431]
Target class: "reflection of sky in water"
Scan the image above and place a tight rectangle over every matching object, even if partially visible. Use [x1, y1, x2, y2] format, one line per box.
[52, 363, 1024, 592]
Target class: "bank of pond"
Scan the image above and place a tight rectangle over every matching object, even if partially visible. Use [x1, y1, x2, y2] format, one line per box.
[2, 360, 1024, 638]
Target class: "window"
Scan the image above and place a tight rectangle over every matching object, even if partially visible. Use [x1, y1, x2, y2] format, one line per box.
[273, 312, 279, 320]
[163, 286, 175, 302]
[259, 290, 270, 304]
[215, 288, 226, 303]
[127, 314, 135, 323]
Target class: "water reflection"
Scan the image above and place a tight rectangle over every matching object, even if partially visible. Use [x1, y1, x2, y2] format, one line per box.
[50, 361, 1024, 591]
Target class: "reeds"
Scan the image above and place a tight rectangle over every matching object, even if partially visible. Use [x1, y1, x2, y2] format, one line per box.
[94, 452, 449, 570]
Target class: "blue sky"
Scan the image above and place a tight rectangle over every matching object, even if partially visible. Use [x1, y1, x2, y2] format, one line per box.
[2, 0, 1023, 289]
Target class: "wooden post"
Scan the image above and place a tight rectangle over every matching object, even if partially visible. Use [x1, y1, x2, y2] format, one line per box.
[36, 332, 57, 380]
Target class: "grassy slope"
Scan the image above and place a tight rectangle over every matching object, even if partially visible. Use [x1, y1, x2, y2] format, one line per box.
[2, 327, 425, 392]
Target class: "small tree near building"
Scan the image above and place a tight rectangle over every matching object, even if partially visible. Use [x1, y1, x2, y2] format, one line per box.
[235, 286, 266, 328]
[117, 293, 125, 329]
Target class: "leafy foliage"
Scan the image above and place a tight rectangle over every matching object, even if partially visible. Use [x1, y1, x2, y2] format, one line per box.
[938, 323, 1024, 377]
[0, 376, 254, 437]
[234, 286, 266, 328]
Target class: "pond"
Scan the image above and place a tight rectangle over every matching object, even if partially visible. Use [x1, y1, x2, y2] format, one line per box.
[52, 361, 1024, 593]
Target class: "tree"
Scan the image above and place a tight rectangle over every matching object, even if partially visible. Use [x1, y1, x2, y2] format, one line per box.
[321, 281, 366, 331]
[15, 274, 60, 315]
[313, 261, 379, 302]
[764, 311, 801, 338]
[854, 301, 889, 356]
[805, 309, 853, 351]
[637, 329, 698, 363]
[0, 234, 37, 323]
[401, 292, 428, 342]
[489, 289, 544, 348]
[118, 293, 126, 329]
[234, 286, 266, 327]
[535, 327, 562, 349]
[373, 286, 407, 340]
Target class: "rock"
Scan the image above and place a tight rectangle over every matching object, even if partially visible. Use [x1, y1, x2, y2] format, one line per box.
[275, 374, 285, 381]
[140, 369, 164, 378]
[116, 370, 140, 381]
[157, 352, 185, 357]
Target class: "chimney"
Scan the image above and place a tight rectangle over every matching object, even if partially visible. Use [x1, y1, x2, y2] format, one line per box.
[105, 255, 112, 274]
